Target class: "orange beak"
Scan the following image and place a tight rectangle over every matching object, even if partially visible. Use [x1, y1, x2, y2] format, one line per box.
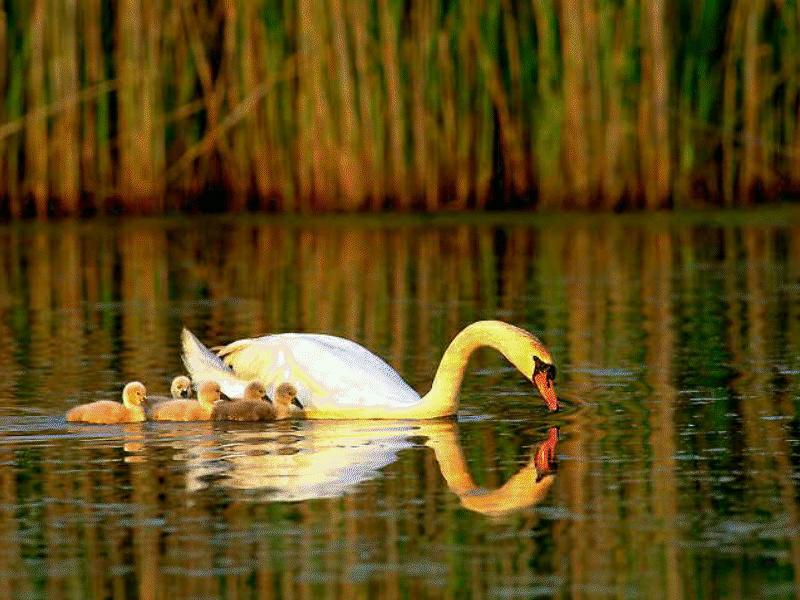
[533, 370, 559, 411]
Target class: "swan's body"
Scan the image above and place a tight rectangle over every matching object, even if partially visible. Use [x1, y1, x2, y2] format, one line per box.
[182, 320, 558, 419]
[147, 375, 193, 405]
[66, 382, 147, 424]
[149, 381, 221, 421]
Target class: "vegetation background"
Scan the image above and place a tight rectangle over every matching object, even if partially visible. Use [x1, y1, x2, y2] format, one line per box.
[1, 0, 799, 218]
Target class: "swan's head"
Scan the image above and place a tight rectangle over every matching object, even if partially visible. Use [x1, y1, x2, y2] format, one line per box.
[275, 383, 303, 409]
[532, 356, 559, 411]
[497, 322, 558, 411]
[123, 381, 148, 407]
[243, 381, 268, 402]
[453, 321, 560, 413]
[170, 375, 192, 399]
[197, 381, 222, 405]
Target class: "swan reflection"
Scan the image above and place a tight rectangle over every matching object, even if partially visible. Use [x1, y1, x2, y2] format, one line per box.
[167, 420, 558, 517]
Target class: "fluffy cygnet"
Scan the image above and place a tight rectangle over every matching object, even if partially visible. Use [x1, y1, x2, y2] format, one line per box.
[212, 382, 302, 421]
[66, 382, 147, 424]
[212, 381, 272, 422]
[272, 383, 303, 420]
[148, 375, 193, 403]
[149, 380, 221, 421]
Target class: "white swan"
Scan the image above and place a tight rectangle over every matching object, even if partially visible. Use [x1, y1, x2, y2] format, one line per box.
[181, 320, 558, 419]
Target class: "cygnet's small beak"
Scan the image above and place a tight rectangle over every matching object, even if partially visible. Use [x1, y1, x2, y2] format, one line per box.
[219, 392, 231, 401]
[291, 397, 304, 409]
[142, 396, 149, 405]
[180, 389, 189, 398]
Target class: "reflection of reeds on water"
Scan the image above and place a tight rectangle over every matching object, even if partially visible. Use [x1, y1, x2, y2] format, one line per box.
[0, 217, 799, 595]
[2, 3, 800, 216]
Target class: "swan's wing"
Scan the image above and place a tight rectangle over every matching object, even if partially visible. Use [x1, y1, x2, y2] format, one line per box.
[181, 328, 249, 397]
[214, 337, 266, 380]
[217, 333, 421, 411]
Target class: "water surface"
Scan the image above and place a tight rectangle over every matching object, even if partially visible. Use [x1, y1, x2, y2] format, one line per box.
[0, 212, 799, 598]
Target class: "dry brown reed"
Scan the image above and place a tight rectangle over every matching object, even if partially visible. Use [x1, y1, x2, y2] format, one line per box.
[0, 1, 799, 216]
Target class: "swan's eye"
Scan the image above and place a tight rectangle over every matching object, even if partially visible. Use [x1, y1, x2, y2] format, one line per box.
[532, 355, 554, 379]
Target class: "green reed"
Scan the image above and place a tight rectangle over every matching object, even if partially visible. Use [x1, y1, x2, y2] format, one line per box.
[0, 0, 800, 218]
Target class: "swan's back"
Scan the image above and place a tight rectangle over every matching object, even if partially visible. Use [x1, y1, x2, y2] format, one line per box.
[184, 329, 421, 414]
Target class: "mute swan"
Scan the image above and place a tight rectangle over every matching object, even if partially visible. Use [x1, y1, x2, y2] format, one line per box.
[181, 320, 558, 419]
[66, 382, 147, 424]
[149, 380, 221, 421]
[212, 382, 303, 421]
[147, 375, 193, 406]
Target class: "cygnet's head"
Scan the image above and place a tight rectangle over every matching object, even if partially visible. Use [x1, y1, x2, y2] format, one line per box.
[197, 381, 222, 404]
[274, 383, 303, 409]
[243, 381, 268, 402]
[123, 382, 148, 406]
[170, 375, 192, 399]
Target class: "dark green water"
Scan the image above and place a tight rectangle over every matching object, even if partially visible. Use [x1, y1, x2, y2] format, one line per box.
[0, 211, 799, 599]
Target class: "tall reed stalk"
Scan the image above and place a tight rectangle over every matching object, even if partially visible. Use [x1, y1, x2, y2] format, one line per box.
[0, 0, 799, 217]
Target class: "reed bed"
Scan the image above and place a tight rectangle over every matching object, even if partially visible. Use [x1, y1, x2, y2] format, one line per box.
[1, 0, 800, 217]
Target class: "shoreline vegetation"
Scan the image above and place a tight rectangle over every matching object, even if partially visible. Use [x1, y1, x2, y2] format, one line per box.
[1, 2, 800, 219]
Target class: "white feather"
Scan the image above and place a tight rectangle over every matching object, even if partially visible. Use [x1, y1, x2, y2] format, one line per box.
[180, 329, 248, 398]
[181, 328, 421, 412]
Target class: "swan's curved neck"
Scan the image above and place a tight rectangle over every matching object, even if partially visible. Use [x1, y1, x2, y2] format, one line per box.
[419, 321, 548, 418]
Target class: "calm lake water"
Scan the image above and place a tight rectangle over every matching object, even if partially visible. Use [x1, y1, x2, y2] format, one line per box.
[0, 211, 799, 599]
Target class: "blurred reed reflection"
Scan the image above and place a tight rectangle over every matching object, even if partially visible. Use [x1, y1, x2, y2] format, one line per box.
[0, 213, 799, 597]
